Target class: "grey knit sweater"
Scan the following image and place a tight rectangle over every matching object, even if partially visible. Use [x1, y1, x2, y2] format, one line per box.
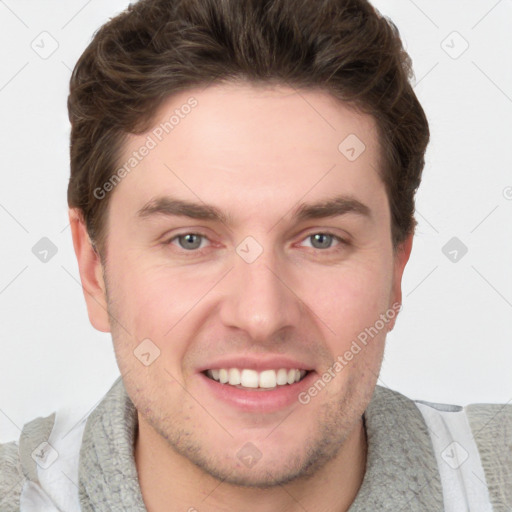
[1, 376, 510, 511]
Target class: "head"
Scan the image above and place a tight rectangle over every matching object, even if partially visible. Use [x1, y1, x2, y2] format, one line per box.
[68, 0, 428, 488]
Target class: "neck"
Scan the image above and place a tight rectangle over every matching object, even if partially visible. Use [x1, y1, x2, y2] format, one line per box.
[135, 415, 367, 512]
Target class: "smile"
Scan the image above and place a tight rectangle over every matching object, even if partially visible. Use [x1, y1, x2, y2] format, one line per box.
[204, 368, 310, 389]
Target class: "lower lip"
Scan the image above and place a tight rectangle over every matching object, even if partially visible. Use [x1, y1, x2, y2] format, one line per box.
[198, 371, 317, 413]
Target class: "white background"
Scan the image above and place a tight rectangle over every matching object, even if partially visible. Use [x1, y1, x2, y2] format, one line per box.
[1, 0, 511, 443]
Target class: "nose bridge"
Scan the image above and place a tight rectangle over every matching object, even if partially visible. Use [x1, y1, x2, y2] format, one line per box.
[219, 237, 302, 342]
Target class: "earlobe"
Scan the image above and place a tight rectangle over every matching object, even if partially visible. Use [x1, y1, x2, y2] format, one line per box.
[68, 208, 111, 333]
[388, 232, 414, 331]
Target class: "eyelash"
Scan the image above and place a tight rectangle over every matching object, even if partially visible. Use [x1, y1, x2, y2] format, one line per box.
[162, 231, 349, 255]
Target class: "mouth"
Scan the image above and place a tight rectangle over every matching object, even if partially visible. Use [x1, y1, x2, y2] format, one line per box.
[196, 356, 317, 412]
[202, 368, 312, 390]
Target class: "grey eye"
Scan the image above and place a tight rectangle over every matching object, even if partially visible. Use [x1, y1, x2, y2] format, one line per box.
[309, 233, 334, 249]
[177, 234, 203, 250]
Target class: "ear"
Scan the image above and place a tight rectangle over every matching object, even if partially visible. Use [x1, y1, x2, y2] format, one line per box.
[387, 232, 414, 331]
[68, 208, 111, 332]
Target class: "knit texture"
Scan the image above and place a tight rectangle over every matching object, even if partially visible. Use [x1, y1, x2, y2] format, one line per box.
[78, 377, 444, 510]
[466, 402, 512, 511]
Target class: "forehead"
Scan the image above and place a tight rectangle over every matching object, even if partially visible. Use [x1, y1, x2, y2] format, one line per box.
[109, 82, 386, 226]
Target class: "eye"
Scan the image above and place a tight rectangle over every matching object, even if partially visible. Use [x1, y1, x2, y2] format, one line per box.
[162, 231, 348, 254]
[165, 233, 210, 252]
[299, 232, 346, 251]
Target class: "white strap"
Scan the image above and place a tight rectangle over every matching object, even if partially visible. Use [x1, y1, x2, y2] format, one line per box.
[20, 404, 88, 512]
[416, 401, 494, 512]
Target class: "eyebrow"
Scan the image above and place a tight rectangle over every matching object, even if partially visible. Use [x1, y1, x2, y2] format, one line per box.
[136, 194, 372, 225]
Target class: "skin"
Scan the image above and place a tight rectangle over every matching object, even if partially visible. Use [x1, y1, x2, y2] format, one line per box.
[70, 82, 413, 512]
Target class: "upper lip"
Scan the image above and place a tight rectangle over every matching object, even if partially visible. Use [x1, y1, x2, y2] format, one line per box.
[197, 355, 314, 373]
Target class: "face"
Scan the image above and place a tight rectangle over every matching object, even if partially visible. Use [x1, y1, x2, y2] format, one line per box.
[74, 82, 411, 488]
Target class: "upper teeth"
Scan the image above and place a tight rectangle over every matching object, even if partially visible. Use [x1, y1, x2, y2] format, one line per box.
[206, 368, 307, 388]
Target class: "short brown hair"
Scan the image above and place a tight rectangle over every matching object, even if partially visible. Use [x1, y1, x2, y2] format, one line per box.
[67, 0, 429, 260]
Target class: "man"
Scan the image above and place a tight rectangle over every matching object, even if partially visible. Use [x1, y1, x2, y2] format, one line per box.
[1, 0, 510, 510]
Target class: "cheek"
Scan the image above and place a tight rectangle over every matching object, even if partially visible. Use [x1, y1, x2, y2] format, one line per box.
[303, 261, 392, 346]
[303, 265, 391, 402]
[108, 263, 215, 359]
[108, 257, 191, 325]
[108, 269, 193, 385]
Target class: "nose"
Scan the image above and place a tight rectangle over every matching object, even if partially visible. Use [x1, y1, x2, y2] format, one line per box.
[218, 242, 303, 344]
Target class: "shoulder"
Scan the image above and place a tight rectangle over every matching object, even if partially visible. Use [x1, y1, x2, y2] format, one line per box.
[0, 438, 24, 511]
[374, 384, 512, 434]
[0, 411, 56, 511]
[404, 390, 511, 510]
[0, 404, 88, 512]
[415, 395, 512, 442]
[461, 401, 511, 509]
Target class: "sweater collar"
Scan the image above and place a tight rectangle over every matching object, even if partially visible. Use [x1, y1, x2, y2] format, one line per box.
[347, 385, 443, 511]
[78, 377, 443, 511]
